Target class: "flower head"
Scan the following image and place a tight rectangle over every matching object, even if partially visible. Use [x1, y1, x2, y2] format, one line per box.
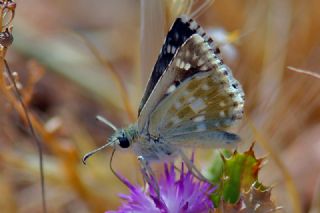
[107, 163, 214, 213]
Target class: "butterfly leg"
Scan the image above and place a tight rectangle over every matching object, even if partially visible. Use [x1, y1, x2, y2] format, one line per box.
[179, 150, 210, 183]
[137, 156, 160, 197]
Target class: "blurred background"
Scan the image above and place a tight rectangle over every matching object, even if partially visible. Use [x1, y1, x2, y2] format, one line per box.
[0, 0, 319, 212]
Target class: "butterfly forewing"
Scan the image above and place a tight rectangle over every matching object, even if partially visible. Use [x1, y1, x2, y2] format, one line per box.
[138, 15, 220, 117]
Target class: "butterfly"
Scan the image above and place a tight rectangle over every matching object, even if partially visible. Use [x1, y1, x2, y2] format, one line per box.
[83, 15, 244, 185]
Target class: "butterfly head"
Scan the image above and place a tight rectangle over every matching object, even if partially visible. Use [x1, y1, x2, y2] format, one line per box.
[110, 124, 139, 149]
[82, 116, 130, 164]
[110, 129, 131, 149]
[82, 116, 139, 165]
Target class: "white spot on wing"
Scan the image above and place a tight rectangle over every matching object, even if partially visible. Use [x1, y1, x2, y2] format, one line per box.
[201, 45, 208, 51]
[254, 203, 261, 210]
[166, 85, 176, 94]
[192, 54, 198, 60]
[185, 50, 190, 57]
[219, 101, 226, 107]
[190, 99, 206, 113]
[219, 111, 226, 117]
[201, 84, 209, 90]
[197, 28, 205, 35]
[176, 58, 181, 67]
[190, 21, 198, 30]
[211, 58, 221, 66]
[184, 63, 191, 70]
[206, 52, 213, 60]
[181, 16, 189, 23]
[167, 45, 171, 54]
[174, 32, 179, 40]
[193, 115, 205, 122]
[171, 46, 176, 54]
[193, 35, 204, 43]
[197, 58, 205, 66]
[179, 61, 185, 69]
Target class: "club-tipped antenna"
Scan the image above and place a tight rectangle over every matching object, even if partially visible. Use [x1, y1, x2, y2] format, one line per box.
[82, 140, 115, 164]
[82, 116, 118, 164]
[96, 115, 118, 131]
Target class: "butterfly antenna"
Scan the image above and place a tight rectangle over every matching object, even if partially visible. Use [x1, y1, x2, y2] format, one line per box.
[82, 116, 118, 164]
[82, 141, 115, 164]
[96, 115, 118, 131]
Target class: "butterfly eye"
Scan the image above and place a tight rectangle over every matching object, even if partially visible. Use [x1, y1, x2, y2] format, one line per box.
[118, 135, 130, 148]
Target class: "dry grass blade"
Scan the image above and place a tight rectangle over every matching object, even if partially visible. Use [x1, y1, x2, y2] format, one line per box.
[73, 32, 136, 122]
[309, 176, 320, 213]
[140, 0, 166, 84]
[190, 0, 214, 19]
[287, 66, 320, 79]
[165, 0, 192, 24]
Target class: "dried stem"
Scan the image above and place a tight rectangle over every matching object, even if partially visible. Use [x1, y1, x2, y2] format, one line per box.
[3, 60, 47, 213]
[0, 1, 47, 212]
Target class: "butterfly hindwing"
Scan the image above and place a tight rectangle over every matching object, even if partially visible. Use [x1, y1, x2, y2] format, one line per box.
[163, 129, 240, 149]
[138, 15, 220, 116]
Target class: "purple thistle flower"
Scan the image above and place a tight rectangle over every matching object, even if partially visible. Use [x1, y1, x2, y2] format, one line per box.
[107, 163, 214, 213]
